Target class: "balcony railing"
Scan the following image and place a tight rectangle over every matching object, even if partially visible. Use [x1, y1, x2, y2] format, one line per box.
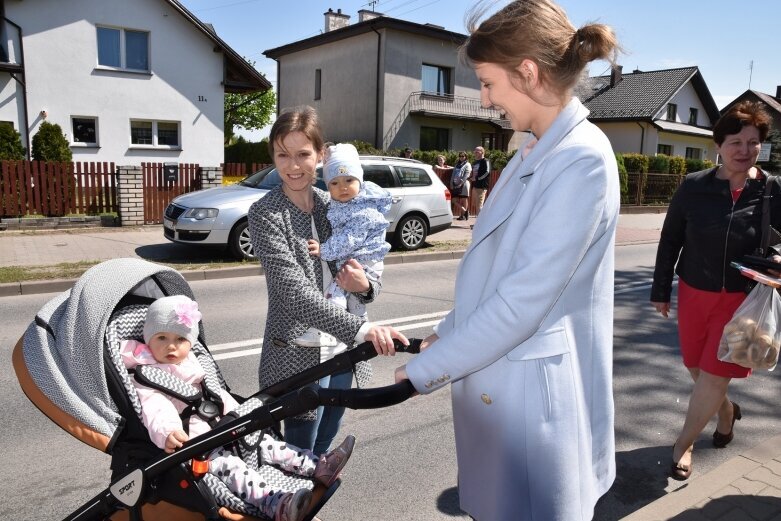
[383, 91, 510, 149]
[410, 91, 506, 121]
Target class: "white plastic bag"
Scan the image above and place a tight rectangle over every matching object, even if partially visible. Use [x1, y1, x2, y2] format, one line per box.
[718, 283, 781, 371]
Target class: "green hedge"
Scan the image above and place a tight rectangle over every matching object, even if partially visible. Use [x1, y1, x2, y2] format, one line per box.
[224, 136, 272, 167]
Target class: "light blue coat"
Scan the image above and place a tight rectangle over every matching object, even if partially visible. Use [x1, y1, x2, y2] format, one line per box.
[406, 98, 618, 521]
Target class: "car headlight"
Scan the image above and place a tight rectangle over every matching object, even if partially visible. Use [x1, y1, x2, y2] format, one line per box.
[184, 208, 219, 219]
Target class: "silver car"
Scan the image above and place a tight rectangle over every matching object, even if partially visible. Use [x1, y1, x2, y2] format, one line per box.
[163, 156, 453, 260]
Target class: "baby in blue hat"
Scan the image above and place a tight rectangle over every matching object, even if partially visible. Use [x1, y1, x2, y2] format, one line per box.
[308, 143, 392, 319]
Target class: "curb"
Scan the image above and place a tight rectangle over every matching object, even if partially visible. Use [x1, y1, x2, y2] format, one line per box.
[0, 249, 468, 297]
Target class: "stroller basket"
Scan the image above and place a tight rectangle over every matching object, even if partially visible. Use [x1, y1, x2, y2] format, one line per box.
[65, 339, 421, 521]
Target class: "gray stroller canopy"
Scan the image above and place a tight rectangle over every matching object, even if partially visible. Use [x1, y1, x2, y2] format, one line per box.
[22, 258, 198, 446]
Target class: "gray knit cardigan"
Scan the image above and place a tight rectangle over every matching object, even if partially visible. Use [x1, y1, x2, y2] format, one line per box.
[248, 186, 376, 416]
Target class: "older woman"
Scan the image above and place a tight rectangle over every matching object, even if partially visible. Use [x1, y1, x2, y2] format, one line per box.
[395, 1, 621, 519]
[651, 101, 777, 480]
[248, 106, 407, 455]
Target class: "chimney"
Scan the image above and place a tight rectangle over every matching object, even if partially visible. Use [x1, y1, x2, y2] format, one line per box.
[324, 8, 350, 32]
[610, 65, 623, 87]
[776, 85, 781, 99]
[358, 9, 383, 23]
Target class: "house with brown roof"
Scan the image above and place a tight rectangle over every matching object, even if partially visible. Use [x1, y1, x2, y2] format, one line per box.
[721, 87, 781, 134]
[0, 0, 270, 163]
[577, 66, 721, 162]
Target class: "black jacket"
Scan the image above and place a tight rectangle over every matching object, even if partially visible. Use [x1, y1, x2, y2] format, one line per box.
[651, 168, 781, 302]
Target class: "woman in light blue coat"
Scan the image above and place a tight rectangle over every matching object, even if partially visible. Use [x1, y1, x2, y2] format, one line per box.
[395, 1, 620, 519]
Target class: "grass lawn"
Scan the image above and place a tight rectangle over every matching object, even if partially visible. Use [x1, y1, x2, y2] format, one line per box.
[0, 240, 470, 284]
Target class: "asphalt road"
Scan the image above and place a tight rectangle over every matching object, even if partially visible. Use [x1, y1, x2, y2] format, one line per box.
[2, 244, 781, 520]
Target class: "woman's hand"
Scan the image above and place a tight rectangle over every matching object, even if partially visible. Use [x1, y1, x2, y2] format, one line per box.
[165, 430, 189, 453]
[394, 364, 419, 396]
[420, 333, 439, 351]
[768, 255, 781, 277]
[335, 258, 370, 293]
[365, 324, 408, 356]
[652, 301, 670, 318]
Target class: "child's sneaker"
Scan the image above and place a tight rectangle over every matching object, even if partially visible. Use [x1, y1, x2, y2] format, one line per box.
[275, 488, 312, 521]
[293, 327, 337, 347]
[313, 435, 355, 487]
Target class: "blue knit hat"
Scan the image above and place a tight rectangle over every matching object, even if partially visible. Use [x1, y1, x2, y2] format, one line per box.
[323, 143, 363, 185]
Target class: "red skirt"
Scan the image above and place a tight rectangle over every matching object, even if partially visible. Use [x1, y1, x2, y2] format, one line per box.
[677, 279, 751, 378]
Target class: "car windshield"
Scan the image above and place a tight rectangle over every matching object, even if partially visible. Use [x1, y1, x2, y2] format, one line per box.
[239, 165, 326, 191]
[238, 165, 280, 190]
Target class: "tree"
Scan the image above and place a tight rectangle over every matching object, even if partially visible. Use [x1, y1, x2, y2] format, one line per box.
[31, 121, 72, 162]
[224, 61, 275, 145]
[0, 124, 26, 160]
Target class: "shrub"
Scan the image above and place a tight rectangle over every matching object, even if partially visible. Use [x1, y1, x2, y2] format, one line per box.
[685, 158, 712, 173]
[669, 156, 686, 175]
[224, 136, 271, 168]
[622, 153, 649, 173]
[0, 124, 25, 160]
[615, 153, 628, 203]
[349, 140, 383, 156]
[31, 121, 72, 162]
[649, 154, 671, 173]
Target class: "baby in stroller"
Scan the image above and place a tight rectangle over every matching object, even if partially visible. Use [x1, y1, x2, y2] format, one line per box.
[122, 294, 354, 521]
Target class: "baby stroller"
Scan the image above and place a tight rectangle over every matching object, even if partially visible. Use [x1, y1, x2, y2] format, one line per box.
[12, 258, 419, 521]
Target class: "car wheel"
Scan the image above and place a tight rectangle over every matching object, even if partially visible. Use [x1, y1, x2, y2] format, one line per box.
[395, 214, 427, 251]
[228, 220, 256, 260]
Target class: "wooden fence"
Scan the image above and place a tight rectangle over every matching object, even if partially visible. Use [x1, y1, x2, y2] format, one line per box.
[142, 163, 200, 224]
[221, 162, 271, 184]
[0, 160, 117, 217]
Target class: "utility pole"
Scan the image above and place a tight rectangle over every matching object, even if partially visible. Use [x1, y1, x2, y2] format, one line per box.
[749, 60, 753, 89]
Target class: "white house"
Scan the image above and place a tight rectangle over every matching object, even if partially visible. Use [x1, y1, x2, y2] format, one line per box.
[0, 0, 270, 164]
[577, 66, 721, 162]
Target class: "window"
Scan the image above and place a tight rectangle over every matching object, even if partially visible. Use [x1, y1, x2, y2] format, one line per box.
[97, 26, 149, 71]
[362, 165, 396, 188]
[689, 108, 698, 125]
[666, 103, 677, 121]
[657, 144, 672, 155]
[421, 64, 450, 95]
[685, 147, 701, 160]
[420, 126, 449, 151]
[130, 120, 180, 147]
[314, 69, 321, 100]
[71, 117, 98, 145]
[395, 166, 432, 187]
[482, 133, 497, 150]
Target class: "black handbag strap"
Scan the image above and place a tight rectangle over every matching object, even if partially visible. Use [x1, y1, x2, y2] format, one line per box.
[759, 175, 776, 255]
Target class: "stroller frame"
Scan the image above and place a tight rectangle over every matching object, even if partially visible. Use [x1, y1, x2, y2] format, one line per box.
[13, 258, 420, 521]
[64, 339, 420, 521]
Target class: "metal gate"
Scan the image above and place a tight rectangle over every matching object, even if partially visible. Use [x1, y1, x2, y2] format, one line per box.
[142, 163, 200, 224]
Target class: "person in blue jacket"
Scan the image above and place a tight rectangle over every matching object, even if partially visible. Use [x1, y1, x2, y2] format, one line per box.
[308, 143, 392, 320]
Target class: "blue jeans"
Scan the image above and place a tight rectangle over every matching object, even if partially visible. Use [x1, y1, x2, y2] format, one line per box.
[283, 368, 354, 455]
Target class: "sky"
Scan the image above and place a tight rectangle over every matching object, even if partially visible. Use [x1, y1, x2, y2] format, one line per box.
[178, 0, 780, 141]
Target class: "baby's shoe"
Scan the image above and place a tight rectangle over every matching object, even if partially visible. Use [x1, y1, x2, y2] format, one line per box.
[293, 327, 337, 348]
[275, 488, 312, 521]
[313, 435, 355, 487]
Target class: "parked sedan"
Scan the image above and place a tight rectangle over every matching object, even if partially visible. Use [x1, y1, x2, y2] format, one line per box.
[163, 156, 452, 260]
